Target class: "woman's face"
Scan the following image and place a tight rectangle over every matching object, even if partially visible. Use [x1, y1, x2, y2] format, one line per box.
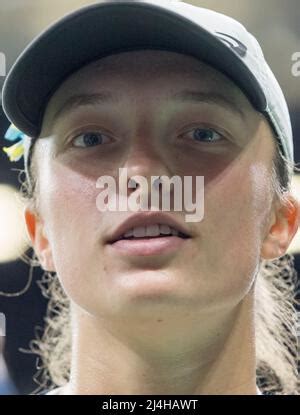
[26, 50, 283, 321]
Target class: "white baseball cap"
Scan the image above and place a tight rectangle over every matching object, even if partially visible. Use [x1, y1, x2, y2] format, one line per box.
[2, 0, 294, 169]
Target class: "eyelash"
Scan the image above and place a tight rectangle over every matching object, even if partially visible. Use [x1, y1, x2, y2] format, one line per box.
[69, 125, 226, 148]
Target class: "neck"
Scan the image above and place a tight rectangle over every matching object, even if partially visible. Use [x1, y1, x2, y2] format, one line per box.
[65, 287, 257, 395]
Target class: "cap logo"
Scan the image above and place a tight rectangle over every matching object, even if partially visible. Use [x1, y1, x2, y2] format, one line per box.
[215, 32, 247, 58]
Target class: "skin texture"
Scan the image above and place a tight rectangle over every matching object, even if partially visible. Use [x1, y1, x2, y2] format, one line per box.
[24, 50, 300, 395]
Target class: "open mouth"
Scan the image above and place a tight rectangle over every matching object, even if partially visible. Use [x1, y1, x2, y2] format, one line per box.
[108, 223, 191, 256]
[111, 224, 190, 244]
[119, 233, 190, 241]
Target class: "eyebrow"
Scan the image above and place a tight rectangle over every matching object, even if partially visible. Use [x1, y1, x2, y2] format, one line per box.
[51, 92, 118, 123]
[51, 89, 245, 124]
[170, 90, 245, 119]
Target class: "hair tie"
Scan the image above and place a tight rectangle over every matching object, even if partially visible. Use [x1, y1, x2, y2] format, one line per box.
[2, 124, 27, 162]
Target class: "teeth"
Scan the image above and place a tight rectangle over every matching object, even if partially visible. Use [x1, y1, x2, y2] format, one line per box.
[133, 226, 146, 238]
[160, 224, 172, 235]
[124, 229, 133, 237]
[146, 224, 160, 237]
[122, 224, 179, 238]
[171, 228, 179, 236]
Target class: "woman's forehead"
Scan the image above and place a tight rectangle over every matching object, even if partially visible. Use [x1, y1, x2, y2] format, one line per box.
[42, 49, 254, 125]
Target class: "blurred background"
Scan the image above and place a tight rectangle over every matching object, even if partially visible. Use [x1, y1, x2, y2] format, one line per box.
[0, 0, 299, 394]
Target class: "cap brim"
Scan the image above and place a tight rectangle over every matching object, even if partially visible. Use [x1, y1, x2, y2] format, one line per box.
[2, 0, 267, 138]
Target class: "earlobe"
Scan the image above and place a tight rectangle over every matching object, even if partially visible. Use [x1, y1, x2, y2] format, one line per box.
[260, 195, 300, 260]
[24, 206, 55, 272]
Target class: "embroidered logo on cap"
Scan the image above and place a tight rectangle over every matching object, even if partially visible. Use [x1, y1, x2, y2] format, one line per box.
[215, 32, 247, 58]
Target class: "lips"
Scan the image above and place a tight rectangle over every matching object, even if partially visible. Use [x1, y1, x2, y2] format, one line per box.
[109, 234, 188, 256]
[106, 212, 192, 244]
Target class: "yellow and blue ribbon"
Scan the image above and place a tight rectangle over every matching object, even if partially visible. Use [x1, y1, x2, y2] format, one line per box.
[2, 124, 26, 162]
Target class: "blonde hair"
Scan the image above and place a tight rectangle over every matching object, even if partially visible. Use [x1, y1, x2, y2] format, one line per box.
[16, 139, 299, 395]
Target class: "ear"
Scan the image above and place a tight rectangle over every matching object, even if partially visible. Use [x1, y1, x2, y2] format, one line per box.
[261, 194, 300, 260]
[24, 206, 55, 272]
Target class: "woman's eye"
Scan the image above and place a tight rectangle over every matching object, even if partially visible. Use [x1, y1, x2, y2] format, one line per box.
[181, 128, 224, 143]
[72, 131, 111, 148]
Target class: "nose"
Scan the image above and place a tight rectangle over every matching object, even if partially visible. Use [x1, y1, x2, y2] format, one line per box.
[123, 132, 171, 180]
[118, 136, 173, 208]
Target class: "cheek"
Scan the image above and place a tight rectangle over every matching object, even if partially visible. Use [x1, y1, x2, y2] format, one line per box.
[38, 158, 102, 295]
[200, 159, 272, 304]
